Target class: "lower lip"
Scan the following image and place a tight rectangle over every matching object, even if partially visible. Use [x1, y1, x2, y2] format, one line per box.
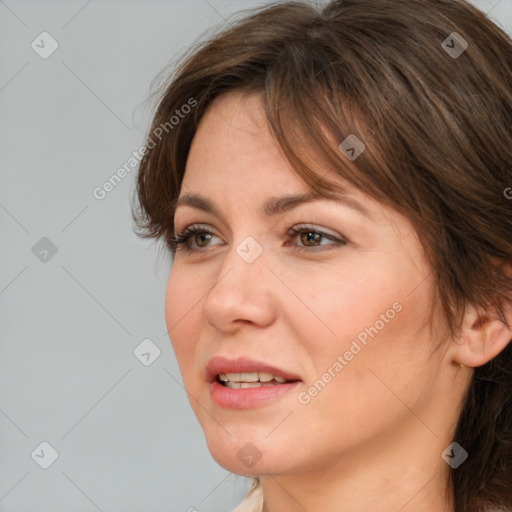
[209, 380, 302, 409]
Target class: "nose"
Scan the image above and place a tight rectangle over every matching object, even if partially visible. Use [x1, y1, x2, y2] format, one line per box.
[202, 236, 277, 333]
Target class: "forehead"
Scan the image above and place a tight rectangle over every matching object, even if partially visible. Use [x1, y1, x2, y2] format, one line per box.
[180, 91, 379, 220]
[175, 93, 421, 251]
[182, 91, 315, 201]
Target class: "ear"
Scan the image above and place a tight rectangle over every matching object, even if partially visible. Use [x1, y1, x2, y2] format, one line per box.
[452, 297, 512, 368]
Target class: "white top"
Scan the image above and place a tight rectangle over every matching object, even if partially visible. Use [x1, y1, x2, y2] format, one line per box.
[231, 488, 512, 511]
[232, 485, 264, 512]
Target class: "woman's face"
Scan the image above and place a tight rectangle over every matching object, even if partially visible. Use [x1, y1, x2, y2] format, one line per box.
[166, 90, 455, 478]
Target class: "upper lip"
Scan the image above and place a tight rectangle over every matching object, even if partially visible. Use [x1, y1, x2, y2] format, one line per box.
[205, 356, 302, 383]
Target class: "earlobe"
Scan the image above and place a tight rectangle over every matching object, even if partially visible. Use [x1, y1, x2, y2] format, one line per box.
[454, 300, 512, 368]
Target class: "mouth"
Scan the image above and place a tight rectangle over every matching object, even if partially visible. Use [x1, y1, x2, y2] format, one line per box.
[206, 356, 302, 409]
[216, 371, 296, 388]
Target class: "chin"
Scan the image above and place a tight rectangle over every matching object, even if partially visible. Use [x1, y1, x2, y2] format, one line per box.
[211, 451, 288, 478]
[203, 428, 291, 477]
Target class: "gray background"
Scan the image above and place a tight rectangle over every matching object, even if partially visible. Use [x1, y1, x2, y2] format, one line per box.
[1, 1, 511, 511]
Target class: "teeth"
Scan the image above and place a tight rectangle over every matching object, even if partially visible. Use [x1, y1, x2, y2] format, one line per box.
[240, 382, 264, 388]
[258, 372, 273, 382]
[225, 381, 275, 389]
[218, 371, 291, 385]
[240, 372, 259, 382]
[225, 381, 242, 389]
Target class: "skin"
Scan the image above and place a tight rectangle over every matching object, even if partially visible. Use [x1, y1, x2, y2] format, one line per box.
[165, 90, 512, 512]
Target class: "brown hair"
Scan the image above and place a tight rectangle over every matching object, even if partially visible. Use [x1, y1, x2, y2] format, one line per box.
[132, 1, 512, 510]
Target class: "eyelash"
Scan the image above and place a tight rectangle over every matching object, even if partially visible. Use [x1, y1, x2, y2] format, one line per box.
[169, 224, 347, 253]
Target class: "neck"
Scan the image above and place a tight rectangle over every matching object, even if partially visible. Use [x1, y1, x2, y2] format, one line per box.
[259, 417, 456, 512]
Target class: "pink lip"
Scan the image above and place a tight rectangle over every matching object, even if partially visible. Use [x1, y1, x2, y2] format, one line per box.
[205, 355, 301, 383]
[205, 356, 302, 410]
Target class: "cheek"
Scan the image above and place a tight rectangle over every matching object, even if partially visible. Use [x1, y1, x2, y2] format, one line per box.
[290, 259, 421, 353]
[311, 271, 435, 398]
[164, 267, 203, 386]
[293, 254, 436, 398]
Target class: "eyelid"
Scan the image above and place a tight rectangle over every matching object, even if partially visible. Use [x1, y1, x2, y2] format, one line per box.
[287, 223, 342, 240]
[172, 222, 348, 252]
[173, 220, 344, 239]
[173, 223, 221, 247]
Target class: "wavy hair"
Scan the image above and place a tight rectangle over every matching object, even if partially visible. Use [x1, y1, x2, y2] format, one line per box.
[132, 1, 512, 510]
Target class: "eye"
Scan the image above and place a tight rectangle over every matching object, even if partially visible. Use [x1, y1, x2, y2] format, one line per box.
[286, 224, 347, 250]
[169, 223, 347, 253]
[169, 224, 220, 253]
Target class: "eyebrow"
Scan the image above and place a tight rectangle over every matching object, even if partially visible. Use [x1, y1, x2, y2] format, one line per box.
[174, 191, 373, 223]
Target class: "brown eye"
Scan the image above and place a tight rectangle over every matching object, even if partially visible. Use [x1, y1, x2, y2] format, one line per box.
[194, 232, 213, 247]
[170, 223, 347, 254]
[288, 224, 347, 250]
[170, 225, 219, 252]
[299, 231, 323, 247]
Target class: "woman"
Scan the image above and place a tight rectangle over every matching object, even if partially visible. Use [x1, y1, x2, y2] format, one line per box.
[132, 0, 512, 510]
